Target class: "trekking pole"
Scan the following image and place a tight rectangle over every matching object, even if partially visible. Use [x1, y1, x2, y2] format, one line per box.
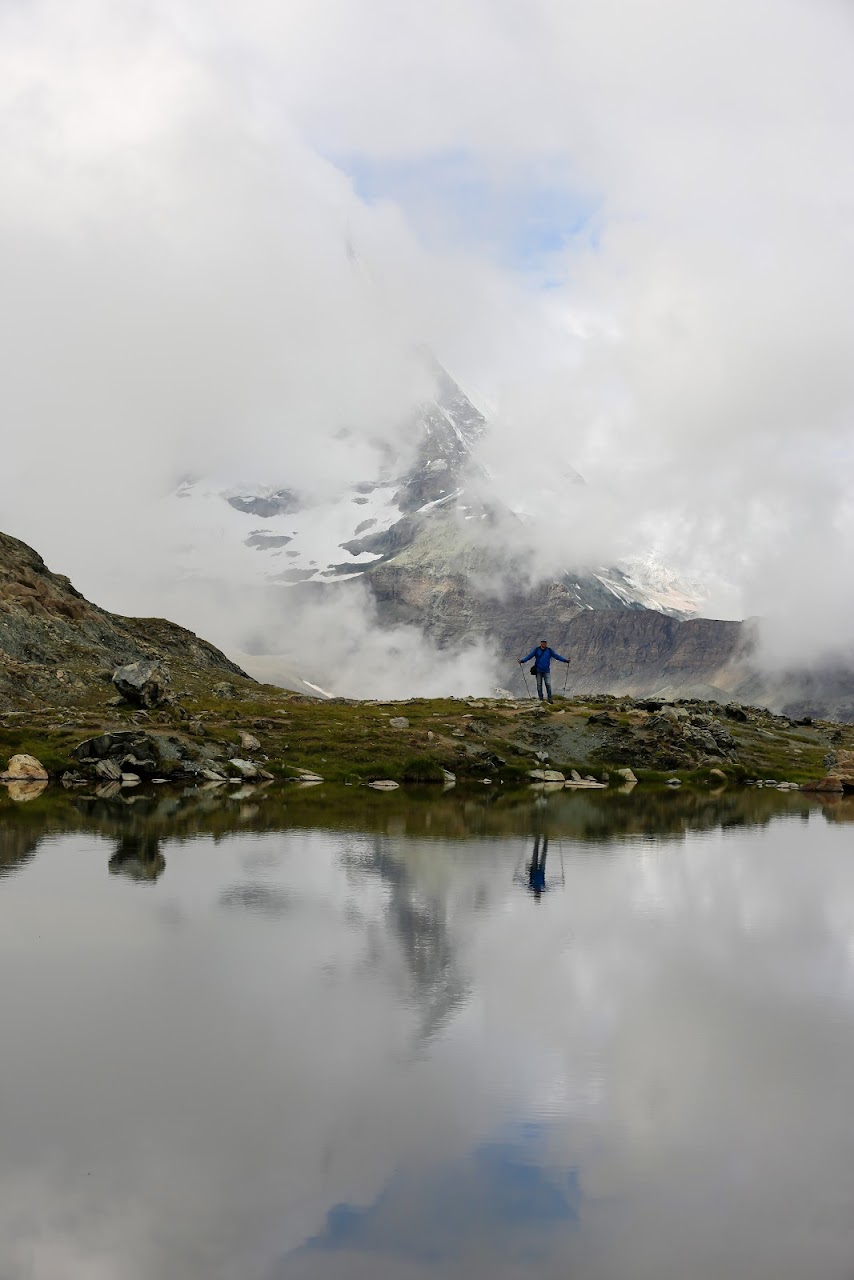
[520, 663, 533, 699]
[562, 661, 570, 698]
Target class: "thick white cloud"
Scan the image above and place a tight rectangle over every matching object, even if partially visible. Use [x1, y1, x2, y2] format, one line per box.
[1, 0, 853, 669]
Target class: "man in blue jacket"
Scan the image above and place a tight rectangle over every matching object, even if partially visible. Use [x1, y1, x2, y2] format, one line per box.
[519, 639, 570, 703]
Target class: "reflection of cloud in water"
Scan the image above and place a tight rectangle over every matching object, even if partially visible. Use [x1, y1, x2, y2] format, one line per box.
[219, 883, 298, 918]
[286, 1123, 579, 1271]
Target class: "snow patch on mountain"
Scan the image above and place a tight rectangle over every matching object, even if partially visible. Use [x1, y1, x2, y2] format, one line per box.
[167, 360, 709, 621]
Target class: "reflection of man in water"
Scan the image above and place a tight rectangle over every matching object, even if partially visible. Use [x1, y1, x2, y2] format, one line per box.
[528, 834, 548, 898]
[514, 834, 562, 898]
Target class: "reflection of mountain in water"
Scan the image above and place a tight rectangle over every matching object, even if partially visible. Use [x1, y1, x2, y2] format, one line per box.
[344, 836, 469, 1046]
[0, 822, 42, 879]
[108, 833, 166, 882]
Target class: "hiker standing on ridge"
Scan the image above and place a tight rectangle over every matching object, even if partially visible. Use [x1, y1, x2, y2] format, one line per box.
[519, 639, 570, 703]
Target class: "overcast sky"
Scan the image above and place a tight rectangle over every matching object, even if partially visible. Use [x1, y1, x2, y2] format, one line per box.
[1, 0, 853, 666]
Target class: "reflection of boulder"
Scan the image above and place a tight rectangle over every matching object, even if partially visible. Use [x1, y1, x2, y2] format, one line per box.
[4, 778, 49, 803]
[821, 796, 854, 824]
[108, 834, 165, 882]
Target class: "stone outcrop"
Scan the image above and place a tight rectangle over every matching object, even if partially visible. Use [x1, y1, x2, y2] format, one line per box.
[0, 530, 249, 710]
[832, 749, 854, 788]
[73, 730, 225, 780]
[801, 776, 845, 793]
[113, 660, 168, 708]
[804, 748, 854, 793]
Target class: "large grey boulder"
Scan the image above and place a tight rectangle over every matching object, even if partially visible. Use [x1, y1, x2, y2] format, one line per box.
[73, 729, 215, 780]
[113, 660, 168, 708]
[212, 681, 238, 699]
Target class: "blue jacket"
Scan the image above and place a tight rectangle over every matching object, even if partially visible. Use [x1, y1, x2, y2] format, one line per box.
[521, 646, 568, 673]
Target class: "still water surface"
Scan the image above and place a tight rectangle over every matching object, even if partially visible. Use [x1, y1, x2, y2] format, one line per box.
[1, 783, 854, 1279]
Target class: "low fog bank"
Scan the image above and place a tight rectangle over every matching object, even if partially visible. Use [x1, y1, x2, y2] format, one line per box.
[143, 574, 501, 701]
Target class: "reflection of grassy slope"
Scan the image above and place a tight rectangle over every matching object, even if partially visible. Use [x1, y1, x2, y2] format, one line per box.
[2, 688, 852, 787]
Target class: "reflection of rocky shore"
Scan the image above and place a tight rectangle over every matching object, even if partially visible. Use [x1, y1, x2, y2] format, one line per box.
[3, 778, 48, 803]
[0, 823, 44, 879]
[820, 795, 854, 823]
[0, 781, 848, 891]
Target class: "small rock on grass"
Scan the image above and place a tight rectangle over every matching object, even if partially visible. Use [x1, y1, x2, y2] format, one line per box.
[229, 758, 256, 777]
[615, 767, 637, 784]
[229, 758, 273, 781]
[95, 759, 122, 782]
[389, 717, 410, 729]
[1, 754, 49, 781]
[239, 731, 261, 752]
[212, 682, 238, 699]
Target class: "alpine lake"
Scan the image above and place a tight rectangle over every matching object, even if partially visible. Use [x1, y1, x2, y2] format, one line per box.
[2, 778, 854, 1280]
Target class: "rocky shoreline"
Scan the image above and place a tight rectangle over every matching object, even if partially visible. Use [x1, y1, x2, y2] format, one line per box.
[3, 669, 853, 803]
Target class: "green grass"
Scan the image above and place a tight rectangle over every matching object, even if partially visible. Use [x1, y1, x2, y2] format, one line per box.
[2, 689, 851, 787]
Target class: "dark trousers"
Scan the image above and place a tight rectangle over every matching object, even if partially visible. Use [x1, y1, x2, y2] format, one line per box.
[535, 669, 552, 701]
[529, 835, 549, 892]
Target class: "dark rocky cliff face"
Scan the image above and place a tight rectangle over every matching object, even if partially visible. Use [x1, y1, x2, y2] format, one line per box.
[0, 531, 248, 708]
[363, 554, 854, 721]
[517, 611, 854, 723]
[562, 611, 751, 696]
